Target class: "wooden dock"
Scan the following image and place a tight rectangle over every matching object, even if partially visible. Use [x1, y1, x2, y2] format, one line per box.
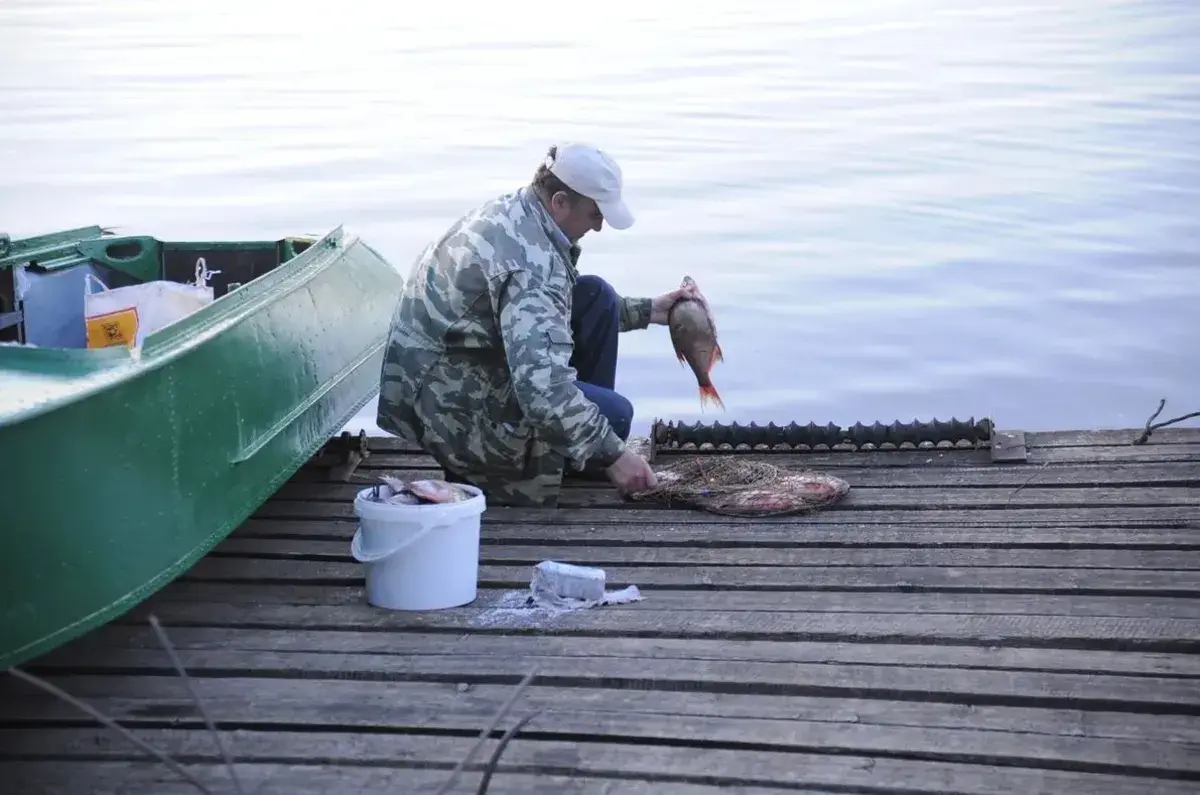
[3, 426, 1200, 794]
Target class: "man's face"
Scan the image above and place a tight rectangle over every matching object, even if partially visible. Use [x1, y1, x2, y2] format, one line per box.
[548, 191, 604, 243]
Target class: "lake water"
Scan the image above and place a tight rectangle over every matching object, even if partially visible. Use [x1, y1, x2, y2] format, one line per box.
[3, 0, 1197, 437]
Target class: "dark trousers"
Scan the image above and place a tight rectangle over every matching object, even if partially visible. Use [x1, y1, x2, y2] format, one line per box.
[569, 275, 634, 465]
[442, 274, 634, 493]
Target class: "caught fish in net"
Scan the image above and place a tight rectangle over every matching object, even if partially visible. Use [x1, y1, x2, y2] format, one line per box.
[628, 456, 850, 517]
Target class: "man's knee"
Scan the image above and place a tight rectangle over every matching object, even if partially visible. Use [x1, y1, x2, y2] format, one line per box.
[607, 390, 634, 440]
[574, 274, 619, 316]
[577, 380, 635, 440]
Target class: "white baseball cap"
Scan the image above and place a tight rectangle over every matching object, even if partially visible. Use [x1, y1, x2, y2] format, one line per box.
[545, 142, 635, 230]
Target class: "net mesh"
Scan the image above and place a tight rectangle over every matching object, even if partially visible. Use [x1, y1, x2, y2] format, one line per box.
[629, 455, 851, 517]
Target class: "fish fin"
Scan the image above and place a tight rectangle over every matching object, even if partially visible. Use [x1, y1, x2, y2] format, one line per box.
[714, 342, 724, 363]
[698, 384, 725, 412]
[675, 349, 687, 367]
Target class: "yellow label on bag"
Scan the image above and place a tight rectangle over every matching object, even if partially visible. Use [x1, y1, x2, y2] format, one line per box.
[86, 307, 139, 348]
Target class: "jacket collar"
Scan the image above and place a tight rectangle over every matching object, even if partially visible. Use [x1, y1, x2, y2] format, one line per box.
[519, 186, 581, 275]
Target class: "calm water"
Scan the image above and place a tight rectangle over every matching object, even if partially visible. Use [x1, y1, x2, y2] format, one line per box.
[3, 0, 1198, 436]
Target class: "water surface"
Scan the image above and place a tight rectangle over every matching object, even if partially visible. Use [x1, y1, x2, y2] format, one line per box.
[3, 0, 1197, 435]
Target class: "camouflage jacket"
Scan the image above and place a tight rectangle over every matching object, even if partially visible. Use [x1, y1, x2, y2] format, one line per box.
[376, 186, 652, 506]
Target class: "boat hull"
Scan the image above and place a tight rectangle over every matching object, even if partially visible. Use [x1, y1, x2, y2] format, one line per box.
[0, 226, 405, 667]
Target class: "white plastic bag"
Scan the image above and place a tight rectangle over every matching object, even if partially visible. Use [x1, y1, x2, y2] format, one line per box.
[84, 259, 217, 349]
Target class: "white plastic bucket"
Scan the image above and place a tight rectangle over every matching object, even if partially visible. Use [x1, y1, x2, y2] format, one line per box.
[350, 483, 487, 610]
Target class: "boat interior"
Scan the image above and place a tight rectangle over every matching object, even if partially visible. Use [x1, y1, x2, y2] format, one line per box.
[0, 227, 314, 349]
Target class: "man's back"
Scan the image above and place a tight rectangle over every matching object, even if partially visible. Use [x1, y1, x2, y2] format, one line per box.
[378, 186, 560, 425]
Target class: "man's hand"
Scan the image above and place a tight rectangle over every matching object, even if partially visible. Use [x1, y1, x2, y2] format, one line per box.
[649, 282, 701, 325]
[606, 448, 658, 494]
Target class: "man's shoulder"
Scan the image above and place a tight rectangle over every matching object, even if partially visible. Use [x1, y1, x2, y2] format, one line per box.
[447, 189, 559, 280]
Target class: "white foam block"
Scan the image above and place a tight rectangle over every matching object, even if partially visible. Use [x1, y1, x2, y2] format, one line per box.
[531, 560, 607, 602]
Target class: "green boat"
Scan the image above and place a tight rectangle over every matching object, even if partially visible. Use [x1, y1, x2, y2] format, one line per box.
[0, 224, 405, 668]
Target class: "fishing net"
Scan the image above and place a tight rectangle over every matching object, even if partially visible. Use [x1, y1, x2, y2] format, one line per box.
[629, 455, 851, 517]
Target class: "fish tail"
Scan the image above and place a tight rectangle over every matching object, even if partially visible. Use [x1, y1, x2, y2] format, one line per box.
[698, 383, 725, 412]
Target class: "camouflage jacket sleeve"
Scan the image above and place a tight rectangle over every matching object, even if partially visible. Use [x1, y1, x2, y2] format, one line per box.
[619, 296, 652, 332]
[494, 270, 627, 468]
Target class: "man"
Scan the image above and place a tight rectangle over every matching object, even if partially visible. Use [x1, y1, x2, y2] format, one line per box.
[376, 142, 697, 508]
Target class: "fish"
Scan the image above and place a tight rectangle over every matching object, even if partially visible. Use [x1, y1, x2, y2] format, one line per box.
[376, 475, 470, 504]
[407, 479, 470, 503]
[667, 275, 725, 411]
[387, 490, 423, 505]
[380, 475, 411, 493]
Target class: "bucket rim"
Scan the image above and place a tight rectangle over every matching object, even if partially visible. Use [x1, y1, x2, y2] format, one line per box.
[353, 482, 487, 513]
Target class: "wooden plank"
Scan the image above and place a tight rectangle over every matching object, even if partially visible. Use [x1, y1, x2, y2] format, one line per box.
[1028, 444, 1200, 464]
[1025, 428, 1200, 447]
[4, 689, 1197, 782]
[237, 518, 1200, 548]
[178, 556, 1200, 597]
[251, 500, 1197, 526]
[17, 654, 1198, 713]
[484, 505, 1197, 526]
[337, 435, 1200, 466]
[0, 760, 791, 795]
[138, 583, 1200, 620]
[4, 743, 1190, 795]
[0, 760, 752, 795]
[61, 624, 1200, 675]
[268, 482, 1200, 509]
[289, 466, 444, 483]
[991, 429, 1027, 462]
[312, 447, 996, 471]
[212, 537, 1200, 570]
[8, 676, 1199, 746]
[554, 485, 1200, 510]
[647, 445, 1200, 466]
[112, 601, 1200, 650]
[646, 444, 1200, 466]
[306, 450, 441, 469]
[293, 462, 1200, 488]
[354, 427, 1200, 450]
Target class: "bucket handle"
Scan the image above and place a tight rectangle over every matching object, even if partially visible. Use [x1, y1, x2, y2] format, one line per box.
[350, 518, 455, 564]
